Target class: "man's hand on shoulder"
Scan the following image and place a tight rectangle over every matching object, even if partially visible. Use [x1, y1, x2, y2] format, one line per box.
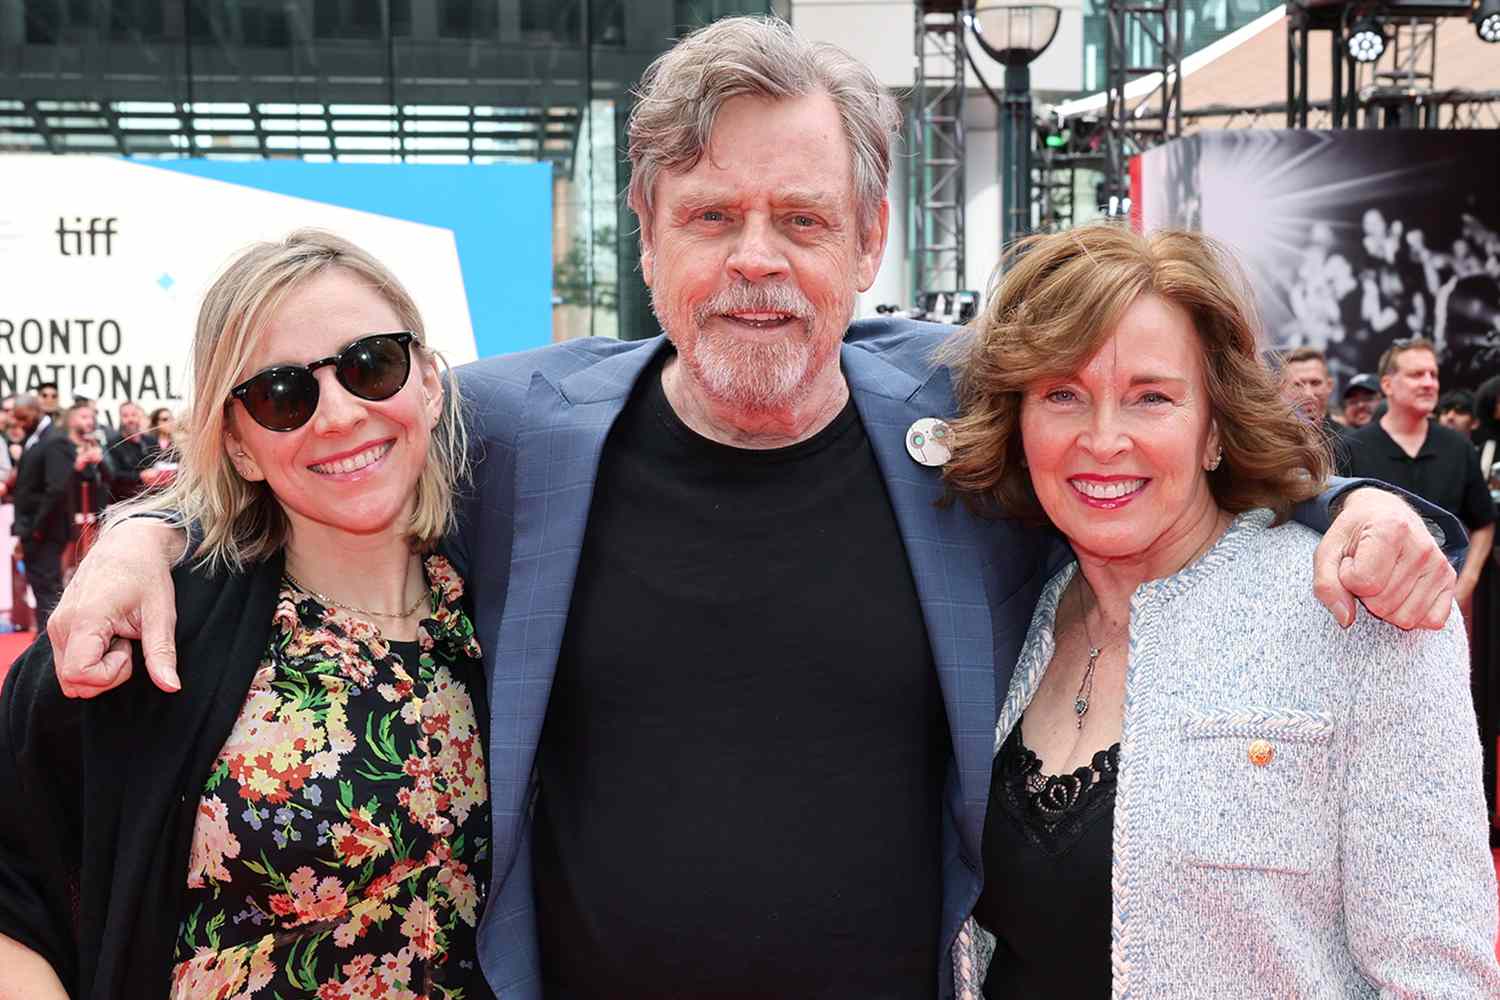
[1312, 486, 1455, 631]
[48, 519, 185, 698]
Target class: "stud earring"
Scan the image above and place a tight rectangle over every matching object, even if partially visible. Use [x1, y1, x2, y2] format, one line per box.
[1206, 447, 1224, 471]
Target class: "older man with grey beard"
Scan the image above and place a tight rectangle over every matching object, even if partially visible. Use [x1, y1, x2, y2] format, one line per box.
[39, 17, 1463, 1000]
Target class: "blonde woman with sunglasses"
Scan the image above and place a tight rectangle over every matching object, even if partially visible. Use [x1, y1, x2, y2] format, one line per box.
[0, 230, 493, 999]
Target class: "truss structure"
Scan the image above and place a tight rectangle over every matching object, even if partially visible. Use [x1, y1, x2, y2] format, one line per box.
[1361, 17, 1442, 126]
[1100, 0, 1184, 206]
[1034, 147, 1089, 233]
[911, 1, 968, 306]
[1287, 1, 1471, 129]
[1188, 89, 1500, 131]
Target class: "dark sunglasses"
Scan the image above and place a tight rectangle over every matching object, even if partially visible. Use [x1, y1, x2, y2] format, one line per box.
[229, 331, 414, 432]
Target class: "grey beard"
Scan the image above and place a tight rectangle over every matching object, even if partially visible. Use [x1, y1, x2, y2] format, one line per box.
[653, 281, 824, 411]
[683, 334, 816, 411]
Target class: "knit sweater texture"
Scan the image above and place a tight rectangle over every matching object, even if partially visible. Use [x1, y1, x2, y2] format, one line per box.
[965, 509, 1500, 998]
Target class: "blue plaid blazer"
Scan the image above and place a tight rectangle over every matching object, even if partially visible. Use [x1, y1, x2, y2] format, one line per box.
[446, 319, 1067, 998]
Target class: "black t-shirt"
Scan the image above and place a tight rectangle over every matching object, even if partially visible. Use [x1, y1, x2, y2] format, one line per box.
[103, 432, 151, 503]
[1320, 415, 1355, 477]
[1345, 419, 1498, 530]
[533, 354, 949, 998]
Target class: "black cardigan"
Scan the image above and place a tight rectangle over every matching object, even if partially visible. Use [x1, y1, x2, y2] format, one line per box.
[0, 552, 283, 998]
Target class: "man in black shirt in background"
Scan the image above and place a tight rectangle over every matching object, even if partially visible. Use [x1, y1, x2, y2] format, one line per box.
[1347, 337, 1496, 616]
[1281, 346, 1352, 472]
[101, 401, 158, 505]
[1346, 340, 1500, 849]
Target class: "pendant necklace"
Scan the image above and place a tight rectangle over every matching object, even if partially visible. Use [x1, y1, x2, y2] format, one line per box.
[1073, 579, 1105, 729]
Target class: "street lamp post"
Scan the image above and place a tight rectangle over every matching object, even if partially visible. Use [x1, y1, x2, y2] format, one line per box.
[970, 3, 1061, 254]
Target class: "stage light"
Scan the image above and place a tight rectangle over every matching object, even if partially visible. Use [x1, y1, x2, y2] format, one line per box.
[1347, 17, 1387, 62]
[1475, 0, 1500, 42]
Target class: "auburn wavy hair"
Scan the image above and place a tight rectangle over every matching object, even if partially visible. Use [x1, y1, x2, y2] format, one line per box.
[942, 224, 1330, 524]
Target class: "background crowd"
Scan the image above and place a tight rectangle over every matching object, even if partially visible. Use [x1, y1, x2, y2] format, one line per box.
[0, 388, 184, 634]
[1284, 209, 1500, 391]
[1276, 338, 1500, 830]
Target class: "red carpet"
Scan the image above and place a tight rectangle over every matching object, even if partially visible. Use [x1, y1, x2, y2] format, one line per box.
[0, 628, 34, 688]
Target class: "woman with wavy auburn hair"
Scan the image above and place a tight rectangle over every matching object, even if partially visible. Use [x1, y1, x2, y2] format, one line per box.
[947, 224, 1500, 998]
[0, 230, 494, 999]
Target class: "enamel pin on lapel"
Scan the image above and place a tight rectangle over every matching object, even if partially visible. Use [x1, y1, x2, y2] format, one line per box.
[906, 417, 952, 467]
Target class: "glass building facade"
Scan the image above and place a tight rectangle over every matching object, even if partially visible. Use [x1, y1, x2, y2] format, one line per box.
[0, 0, 779, 341]
[1081, 0, 1283, 94]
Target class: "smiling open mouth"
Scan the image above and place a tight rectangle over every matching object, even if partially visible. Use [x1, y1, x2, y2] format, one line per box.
[309, 441, 393, 476]
[722, 312, 799, 329]
[1071, 478, 1147, 501]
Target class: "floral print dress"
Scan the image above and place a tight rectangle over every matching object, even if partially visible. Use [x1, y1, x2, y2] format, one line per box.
[170, 554, 493, 1000]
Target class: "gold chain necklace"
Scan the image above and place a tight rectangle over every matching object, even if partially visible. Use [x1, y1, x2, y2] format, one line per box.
[284, 570, 428, 620]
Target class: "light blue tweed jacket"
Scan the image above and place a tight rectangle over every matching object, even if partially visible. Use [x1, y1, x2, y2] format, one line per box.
[960, 509, 1500, 998]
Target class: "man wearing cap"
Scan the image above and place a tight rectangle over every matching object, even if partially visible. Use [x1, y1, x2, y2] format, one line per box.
[1341, 372, 1382, 431]
[1438, 391, 1478, 439]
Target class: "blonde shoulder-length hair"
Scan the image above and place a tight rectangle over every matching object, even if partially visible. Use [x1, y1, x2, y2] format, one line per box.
[942, 224, 1330, 523]
[109, 228, 470, 573]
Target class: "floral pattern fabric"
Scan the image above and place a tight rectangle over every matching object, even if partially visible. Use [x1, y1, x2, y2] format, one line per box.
[171, 554, 492, 1000]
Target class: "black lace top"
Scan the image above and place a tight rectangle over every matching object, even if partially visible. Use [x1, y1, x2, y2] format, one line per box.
[975, 719, 1120, 998]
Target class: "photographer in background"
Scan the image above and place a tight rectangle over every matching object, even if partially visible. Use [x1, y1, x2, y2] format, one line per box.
[10, 402, 106, 633]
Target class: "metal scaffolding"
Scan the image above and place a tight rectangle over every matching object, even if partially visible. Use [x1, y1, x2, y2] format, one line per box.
[1034, 147, 1084, 233]
[1287, 1, 1469, 129]
[1101, 0, 1184, 207]
[1363, 17, 1442, 126]
[1189, 89, 1500, 131]
[911, 0, 968, 307]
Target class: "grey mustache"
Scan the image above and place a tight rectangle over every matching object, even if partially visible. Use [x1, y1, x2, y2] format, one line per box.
[694, 284, 814, 324]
